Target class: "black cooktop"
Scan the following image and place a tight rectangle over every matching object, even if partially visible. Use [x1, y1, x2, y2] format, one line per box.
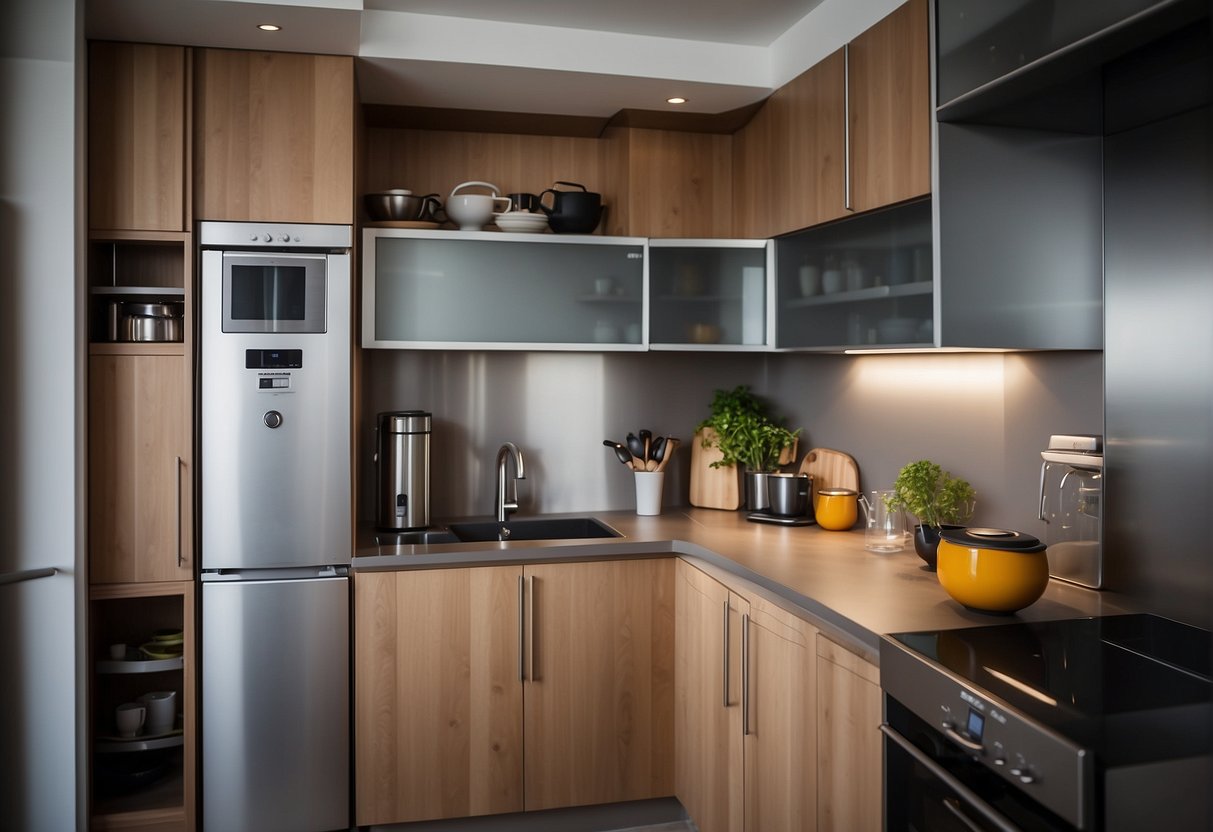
[891, 614, 1213, 761]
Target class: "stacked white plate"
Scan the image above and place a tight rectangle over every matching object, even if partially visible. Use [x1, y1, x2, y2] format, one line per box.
[495, 212, 549, 233]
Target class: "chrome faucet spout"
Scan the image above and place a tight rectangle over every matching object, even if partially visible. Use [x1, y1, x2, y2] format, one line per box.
[495, 442, 526, 522]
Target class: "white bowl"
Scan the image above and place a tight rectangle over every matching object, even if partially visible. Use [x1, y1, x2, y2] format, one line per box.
[446, 195, 500, 231]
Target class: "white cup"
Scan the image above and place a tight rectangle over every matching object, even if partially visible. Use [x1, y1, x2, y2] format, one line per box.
[822, 268, 844, 294]
[447, 181, 511, 231]
[138, 690, 178, 735]
[634, 471, 665, 516]
[115, 702, 146, 737]
[798, 265, 821, 297]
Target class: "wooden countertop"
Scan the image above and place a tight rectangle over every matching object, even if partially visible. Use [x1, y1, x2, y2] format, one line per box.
[353, 508, 1131, 662]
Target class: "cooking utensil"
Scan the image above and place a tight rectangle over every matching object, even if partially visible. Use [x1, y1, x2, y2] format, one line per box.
[655, 437, 679, 472]
[689, 427, 740, 509]
[936, 527, 1049, 614]
[649, 435, 667, 463]
[538, 181, 603, 234]
[767, 473, 811, 517]
[626, 433, 645, 462]
[639, 429, 652, 462]
[602, 439, 634, 468]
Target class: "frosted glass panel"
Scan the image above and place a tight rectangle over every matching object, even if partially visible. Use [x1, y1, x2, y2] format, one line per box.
[371, 234, 644, 346]
[649, 243, 769, 347]
[776, 199, 932, 349]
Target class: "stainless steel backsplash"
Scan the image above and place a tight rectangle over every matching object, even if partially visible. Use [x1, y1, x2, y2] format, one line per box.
[359, 348, 1102, 531]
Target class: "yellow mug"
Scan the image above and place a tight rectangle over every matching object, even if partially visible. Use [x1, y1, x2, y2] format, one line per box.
[815, 488, 858, 530]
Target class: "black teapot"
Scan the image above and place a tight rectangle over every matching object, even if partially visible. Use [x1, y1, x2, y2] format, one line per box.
[538, 181, 603, 234]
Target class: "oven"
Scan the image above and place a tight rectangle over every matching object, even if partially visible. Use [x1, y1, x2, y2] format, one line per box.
[881, 615, 1211, 832]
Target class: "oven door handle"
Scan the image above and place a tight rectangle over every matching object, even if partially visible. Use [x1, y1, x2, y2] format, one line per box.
[880, 723, 1025, 832]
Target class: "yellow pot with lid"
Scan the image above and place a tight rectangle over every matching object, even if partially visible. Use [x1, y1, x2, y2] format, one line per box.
[814, 488, 858, 530]
[936, 527, 1049, 614]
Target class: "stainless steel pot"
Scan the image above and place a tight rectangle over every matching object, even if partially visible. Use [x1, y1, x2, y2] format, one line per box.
[108, 301, 184, 342]
[363, 190, 443, 222]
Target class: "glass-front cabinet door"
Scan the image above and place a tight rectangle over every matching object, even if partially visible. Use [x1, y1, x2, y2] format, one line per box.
[775, 198, 933, 350]
[363, 229, 647, 349]
[648, 239, 772, 350]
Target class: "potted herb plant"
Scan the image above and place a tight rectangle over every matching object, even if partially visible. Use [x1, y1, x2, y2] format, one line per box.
[886, 459, 976, 569]
[697, 385, 800, 510]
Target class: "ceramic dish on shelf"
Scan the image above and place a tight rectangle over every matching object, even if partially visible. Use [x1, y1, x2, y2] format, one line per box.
[139, 640, 183, 660]
[494, 212, 549, 233]
[150, 628, 183, 642]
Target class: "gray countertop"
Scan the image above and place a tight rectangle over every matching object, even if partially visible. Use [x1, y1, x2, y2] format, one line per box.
[353, 508, 1132, 663]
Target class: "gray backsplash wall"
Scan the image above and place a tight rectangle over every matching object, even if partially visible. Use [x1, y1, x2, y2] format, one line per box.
[360, 348, 1103, 534]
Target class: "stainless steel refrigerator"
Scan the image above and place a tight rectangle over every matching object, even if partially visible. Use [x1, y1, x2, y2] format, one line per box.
[198, 222, 352, 831]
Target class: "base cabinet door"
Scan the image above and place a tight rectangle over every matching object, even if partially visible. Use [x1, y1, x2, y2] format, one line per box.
[89, 352, 193, 584]
[353, 567, 524, 826]
[816, 635, 882, 832]
[524, 559, 675, 811]
[674, 560, 745, 832]
[744, 595, 818, 832]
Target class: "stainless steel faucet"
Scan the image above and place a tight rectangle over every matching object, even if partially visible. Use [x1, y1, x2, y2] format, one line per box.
[495, 442, 526, 522]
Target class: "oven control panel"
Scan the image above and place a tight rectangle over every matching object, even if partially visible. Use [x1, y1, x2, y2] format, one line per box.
[881, 638, 1093, 829]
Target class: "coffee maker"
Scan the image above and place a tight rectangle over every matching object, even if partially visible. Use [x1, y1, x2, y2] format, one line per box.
[1038, 434, 1103, 588]
[375, 411, 431, 530]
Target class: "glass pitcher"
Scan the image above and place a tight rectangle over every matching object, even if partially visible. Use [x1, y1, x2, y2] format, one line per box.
[860, 489, 906, 553]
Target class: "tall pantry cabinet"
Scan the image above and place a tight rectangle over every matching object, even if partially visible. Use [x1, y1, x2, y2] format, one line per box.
[86, 41, 197, 831]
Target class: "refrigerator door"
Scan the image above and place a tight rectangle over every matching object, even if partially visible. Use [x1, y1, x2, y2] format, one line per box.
[202, 576, 349, 832]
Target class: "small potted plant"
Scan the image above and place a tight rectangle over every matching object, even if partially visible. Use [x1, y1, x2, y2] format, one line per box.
[886, 460, 976, 569]
[697, 385, 800, 510]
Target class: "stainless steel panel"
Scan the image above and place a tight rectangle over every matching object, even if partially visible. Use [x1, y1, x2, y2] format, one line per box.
[936, 122, 1104, 349]
[201, 248, 351, 570]
[1104, 106, 1212, 630]
[202, 577, 349, 832]
[199, 220, 352, 249]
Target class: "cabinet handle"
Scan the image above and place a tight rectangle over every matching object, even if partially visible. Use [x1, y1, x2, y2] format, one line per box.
[741, 613, 751, 736]
[518, 574, 526, 682]
[843, 42, 853, 212]
[528, 575, 537, 682]
[722, 598, 730, 708]
[175, 456, 184, 568]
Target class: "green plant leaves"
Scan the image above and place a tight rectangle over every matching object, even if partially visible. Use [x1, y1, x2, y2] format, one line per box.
[697, 385, 800, 472]
[887, 459, 975, 528]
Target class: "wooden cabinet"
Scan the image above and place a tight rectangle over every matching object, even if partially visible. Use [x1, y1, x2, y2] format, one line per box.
[89, 348, 193, 584]
[675, 559, 817, 832]
[816, 635, 882, 832]
[523, 559, 675, 810]
[89, 582, 195, 831]
[354, 566, 524, 826]
[354, 558, 674, 826]
[847, 0, 931, 213]
[734, 50, 846, 238]
[733, 0, 929, 238]
[674, 559, 743, 832]
[89, 42, 189, 233]
[194, 49, 354, 223]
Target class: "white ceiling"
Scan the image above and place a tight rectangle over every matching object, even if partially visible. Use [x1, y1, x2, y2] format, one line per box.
[85, 0, 901, 117]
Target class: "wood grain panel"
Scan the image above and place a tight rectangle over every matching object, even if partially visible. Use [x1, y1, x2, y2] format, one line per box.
[89, 354, 192, 584]
[194, 50, 354, 223]
[353, 567, 524, 826]
[689, 428, 741, 511]
[782, 49, 847, 232]
[816, 634, 882, 832]
[619, 128, 733, 238]
[89, 42, 187, 232]
[848, 0, 931, 212]
[524, 559, 675, 811]
[674, 560, 743, 832]
[744, 595, 818, 832]
[731, 98, 775, 239]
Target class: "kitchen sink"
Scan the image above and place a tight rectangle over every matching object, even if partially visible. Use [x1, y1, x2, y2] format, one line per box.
[374, 530, 460, 546]
[447, 517, 621, 542]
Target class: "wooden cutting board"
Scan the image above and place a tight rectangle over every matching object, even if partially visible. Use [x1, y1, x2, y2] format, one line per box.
[799, 447, 860, 494]
[689, 428, 741, 510]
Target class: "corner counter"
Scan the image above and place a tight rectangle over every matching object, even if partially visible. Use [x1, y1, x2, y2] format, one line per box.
[353, 507, 1128, 662]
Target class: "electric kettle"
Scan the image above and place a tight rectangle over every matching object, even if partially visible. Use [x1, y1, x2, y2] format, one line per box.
[1038, 433, 1103, 588]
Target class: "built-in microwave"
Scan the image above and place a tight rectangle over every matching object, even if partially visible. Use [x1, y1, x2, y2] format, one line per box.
[221, 251, 328, 334]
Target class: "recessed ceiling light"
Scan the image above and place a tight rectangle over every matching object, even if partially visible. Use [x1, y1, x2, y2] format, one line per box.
[666, 97, 687, 105]
[257, 23, 281, 32]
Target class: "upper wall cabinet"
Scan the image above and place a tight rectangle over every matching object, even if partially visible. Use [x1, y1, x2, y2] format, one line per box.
[194, 49, 354, 224]
[733, 0, 930, 238]
[847, 0, 931, 213]
[89, 42, 189, 233]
